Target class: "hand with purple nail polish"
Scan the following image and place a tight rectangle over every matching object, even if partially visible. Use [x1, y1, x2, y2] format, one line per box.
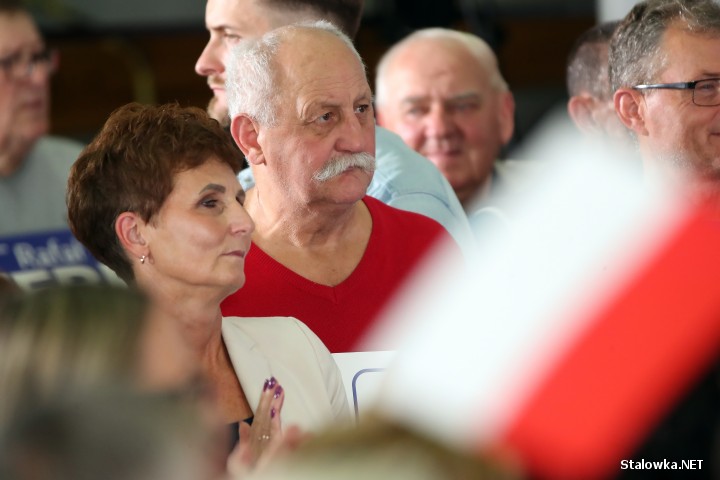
[228, 376, 305, 476]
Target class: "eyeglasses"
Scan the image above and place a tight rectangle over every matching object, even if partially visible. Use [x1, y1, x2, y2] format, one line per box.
[633, 78, 720, 107]
[0, 47, 57, 81]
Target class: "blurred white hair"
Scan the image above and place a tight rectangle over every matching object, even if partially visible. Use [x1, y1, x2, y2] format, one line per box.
[375, 28, 508, 108]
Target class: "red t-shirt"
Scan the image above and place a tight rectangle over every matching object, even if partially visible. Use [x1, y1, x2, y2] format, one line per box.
[221, 196, 453, 353]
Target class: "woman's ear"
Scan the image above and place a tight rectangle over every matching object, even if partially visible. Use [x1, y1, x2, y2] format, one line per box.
[231, 115, 266, 166]
[115, 212, 148, 261]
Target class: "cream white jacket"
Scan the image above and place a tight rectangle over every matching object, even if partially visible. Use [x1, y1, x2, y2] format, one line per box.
[222, 316, 350, 430]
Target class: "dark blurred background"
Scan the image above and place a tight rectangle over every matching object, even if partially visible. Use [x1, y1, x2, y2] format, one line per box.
[30, 0, 598, 149]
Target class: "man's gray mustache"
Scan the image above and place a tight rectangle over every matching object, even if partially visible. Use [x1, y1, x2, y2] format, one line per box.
[313, 152, 376, 182]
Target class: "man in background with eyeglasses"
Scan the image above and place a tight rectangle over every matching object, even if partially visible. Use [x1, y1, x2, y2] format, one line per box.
[0, 0, 83, 237]
[611, 0, 720, 187]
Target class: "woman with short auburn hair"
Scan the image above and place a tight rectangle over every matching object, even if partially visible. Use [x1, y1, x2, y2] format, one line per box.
[66, 102, 349, 469]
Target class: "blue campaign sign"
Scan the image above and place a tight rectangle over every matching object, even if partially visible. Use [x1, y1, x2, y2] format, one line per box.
[0, 229, 122, 291]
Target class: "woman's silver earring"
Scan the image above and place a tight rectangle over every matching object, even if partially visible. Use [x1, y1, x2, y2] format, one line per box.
[140, 255, 146, 265]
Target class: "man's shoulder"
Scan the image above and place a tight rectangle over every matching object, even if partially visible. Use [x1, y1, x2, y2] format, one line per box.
[370, 127, 472, 252]
[494, 158, 537, 176]
[362, 195, 460, 268]
[371, 126, 467, 216]
[363, 195, 444, 233]
[27, 136, 85, 172]
[373, 126, 447, 190]
[492, 158, 546, 196]
[34, 135, 85, 158]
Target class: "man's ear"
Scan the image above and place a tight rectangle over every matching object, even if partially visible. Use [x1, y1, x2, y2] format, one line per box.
[568, 94, 600, 135]
[498, 90, 516, 145]
[614, 87, 649, 136]
[231, 115, 265, 166]
[115, 212, 148, 261]
[375, 107, 387, 127]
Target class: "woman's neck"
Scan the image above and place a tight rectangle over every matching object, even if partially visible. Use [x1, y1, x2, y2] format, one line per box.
[136, 275, 252, 421]
[141, 278, 225, 356]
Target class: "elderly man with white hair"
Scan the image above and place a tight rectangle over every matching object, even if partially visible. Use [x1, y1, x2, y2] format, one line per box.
[194, 0, 474, 255]
[375, 28, 516, 211]
[221, 21, 459, 353]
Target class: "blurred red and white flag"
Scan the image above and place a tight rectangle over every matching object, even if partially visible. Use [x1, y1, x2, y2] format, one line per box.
[362, 117, 720, 480]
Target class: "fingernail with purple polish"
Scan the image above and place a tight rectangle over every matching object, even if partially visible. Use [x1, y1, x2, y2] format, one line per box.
[267, 377, 277, 390]
[273, 386, 283, 399]
[271, 407, 276, 418]
[263, 378, 271, 391]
